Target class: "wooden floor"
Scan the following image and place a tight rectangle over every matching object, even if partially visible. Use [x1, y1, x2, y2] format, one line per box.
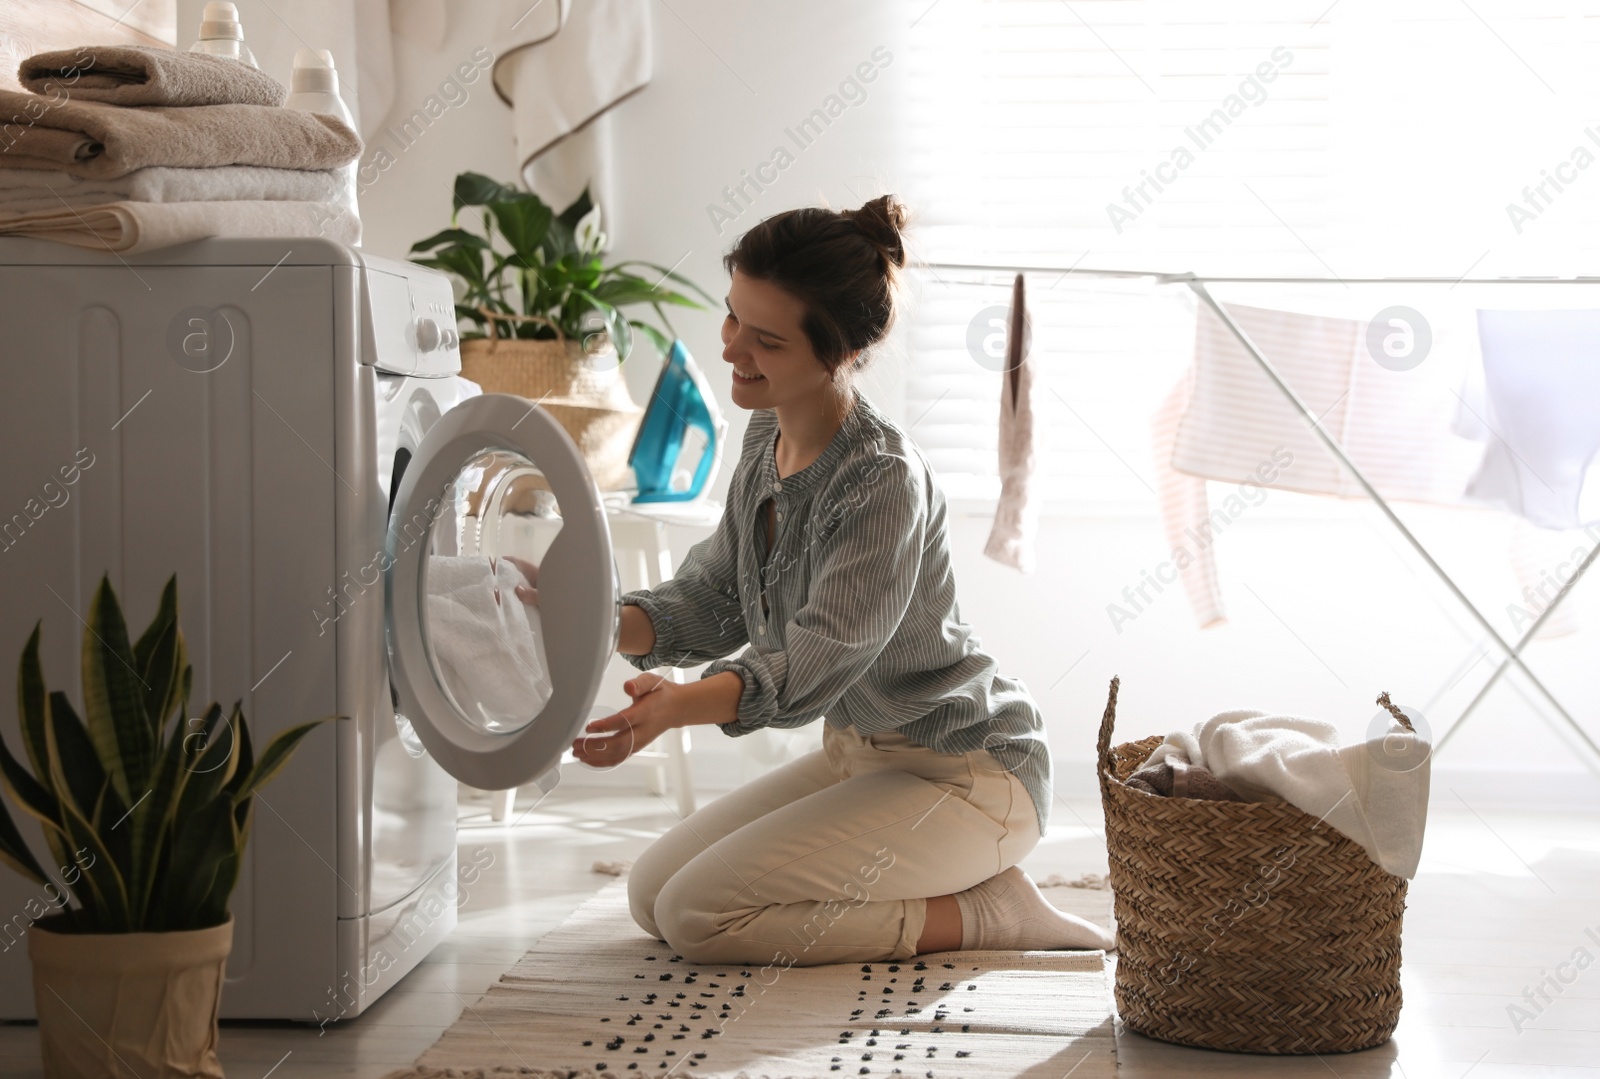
[2, 783, 1596, 1078]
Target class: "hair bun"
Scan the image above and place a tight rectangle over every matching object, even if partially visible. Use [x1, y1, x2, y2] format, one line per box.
[848, 195, 907, 270]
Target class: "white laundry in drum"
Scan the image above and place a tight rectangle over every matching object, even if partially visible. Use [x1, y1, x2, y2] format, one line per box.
[424, 554, 554, 730]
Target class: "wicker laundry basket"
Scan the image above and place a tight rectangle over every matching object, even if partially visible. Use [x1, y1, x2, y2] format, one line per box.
[1097, 676, 1407, 1054]
[458, 308, 643, 493]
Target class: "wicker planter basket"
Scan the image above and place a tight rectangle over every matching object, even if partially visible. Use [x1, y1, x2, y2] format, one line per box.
[1097, 676, 1407, 1055]
[458, 309, 643, 493]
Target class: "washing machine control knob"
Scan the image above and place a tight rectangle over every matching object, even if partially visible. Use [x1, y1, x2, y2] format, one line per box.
[415, 317, 442, 352]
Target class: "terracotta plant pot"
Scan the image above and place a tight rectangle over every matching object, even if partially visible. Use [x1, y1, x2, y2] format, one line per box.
[29, 916, 233, 1079]
[459, 336, 643, 493]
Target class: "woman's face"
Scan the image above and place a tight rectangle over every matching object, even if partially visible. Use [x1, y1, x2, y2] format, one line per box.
[720, 268, 837, 410]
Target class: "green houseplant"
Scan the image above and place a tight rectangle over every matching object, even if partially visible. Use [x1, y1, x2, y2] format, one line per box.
[0, 575, 328, 1079]
[410, 171, 715, 361]
[409, 174, 719, 493]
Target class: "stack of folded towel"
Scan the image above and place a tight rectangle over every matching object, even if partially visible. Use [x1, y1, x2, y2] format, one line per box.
[0, 45, 362, 253]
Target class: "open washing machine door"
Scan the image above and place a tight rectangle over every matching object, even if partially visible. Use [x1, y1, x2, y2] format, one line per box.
[384, 393, 619, 791]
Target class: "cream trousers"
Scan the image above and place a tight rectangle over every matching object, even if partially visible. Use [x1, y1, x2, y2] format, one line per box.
[627, 721, 1041, 967]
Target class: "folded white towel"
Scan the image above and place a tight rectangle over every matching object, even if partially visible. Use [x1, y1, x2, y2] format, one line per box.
[425, 555, 553, 729]
[0, 199, 360, 253]
[0, 165, 350, 214]
[1149, 708, 1430, 878]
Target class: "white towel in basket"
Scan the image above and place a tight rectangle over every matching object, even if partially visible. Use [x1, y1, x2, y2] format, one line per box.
[1147, 709, 1430, 878]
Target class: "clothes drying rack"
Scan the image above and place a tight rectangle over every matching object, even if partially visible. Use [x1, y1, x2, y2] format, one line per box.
[920, 261, 1600, 771]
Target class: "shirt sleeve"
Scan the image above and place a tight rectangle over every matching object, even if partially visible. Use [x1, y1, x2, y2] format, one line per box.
[702, 453, 925, 736]
[619, 499, 749, 671]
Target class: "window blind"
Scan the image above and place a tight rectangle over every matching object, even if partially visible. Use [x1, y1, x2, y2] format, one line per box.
[900, 0, 1600, 509]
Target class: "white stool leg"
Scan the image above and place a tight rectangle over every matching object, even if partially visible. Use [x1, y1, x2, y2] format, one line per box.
[491, 787, 516, 822]
[644, 758, 668, 795]
[665, 724, 696, 817]
[644, 520, 697, 816]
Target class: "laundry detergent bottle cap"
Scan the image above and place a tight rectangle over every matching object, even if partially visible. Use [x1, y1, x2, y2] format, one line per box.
[189, 2, 259, 68]
[292, 48, 345, 98]
[287, 49, 352, 120]
[285, 47, 362, 243]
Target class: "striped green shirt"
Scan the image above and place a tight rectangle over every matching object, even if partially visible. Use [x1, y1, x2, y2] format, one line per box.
[619, 388, 1053, 837]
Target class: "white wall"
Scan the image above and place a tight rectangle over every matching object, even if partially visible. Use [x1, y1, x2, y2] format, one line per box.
[183, 2, 1600, 809]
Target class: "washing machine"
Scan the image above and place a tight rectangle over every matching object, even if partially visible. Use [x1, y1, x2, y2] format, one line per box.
[0, 237, 618, 1020]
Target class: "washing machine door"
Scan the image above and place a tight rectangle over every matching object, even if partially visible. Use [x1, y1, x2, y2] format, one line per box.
[385, 393, 620, 790]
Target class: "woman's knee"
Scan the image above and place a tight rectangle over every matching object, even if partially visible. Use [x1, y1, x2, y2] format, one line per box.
[628, 867, 665, 940]
[628, 838, 692, 940]
[651, 869, 716, 958]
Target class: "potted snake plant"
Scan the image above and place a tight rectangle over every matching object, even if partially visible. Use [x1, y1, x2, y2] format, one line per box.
[0, 575, 328, 1079]
[409, 172, 716, 492]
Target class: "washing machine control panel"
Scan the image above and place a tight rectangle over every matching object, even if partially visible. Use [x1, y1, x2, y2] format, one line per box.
[358, 253, 462, 378]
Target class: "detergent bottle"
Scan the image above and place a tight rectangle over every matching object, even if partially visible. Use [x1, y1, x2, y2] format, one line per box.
[188, 2, 259, 68]
[285, 48, 363, 241]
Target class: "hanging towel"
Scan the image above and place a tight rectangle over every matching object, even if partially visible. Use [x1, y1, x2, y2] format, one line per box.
[0, 164, 349, 212]
[984, 273, 1040, 573]
[1151, 362, 1225, 626]
[0, 199, 360, 253]
[0, 90, 361, 179]
[393, 0, 449, 49]
[425, 555, 554, 727]
[19, 44, 288, 107]
[1146, 705, 1431, 878]
[489, 0, 652, 219]
[1152, 302, 1482, 627]
[1459, 309, 1600, 530]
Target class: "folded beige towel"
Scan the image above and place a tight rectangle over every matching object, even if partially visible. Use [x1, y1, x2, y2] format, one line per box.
[0, 90, 360, 179]
[0, 164, 349, 213]
[0, 199, 360, 253]
[19, 44, 288, 107]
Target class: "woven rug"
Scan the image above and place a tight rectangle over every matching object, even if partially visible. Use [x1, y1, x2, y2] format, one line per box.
[382, 878, 1116, 1079]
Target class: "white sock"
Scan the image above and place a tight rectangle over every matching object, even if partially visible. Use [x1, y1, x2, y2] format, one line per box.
[951, 866, 1115, 952]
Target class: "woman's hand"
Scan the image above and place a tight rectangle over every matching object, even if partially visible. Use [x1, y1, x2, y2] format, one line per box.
[571, 673, 682, 769]
[504, 554, 539, 608]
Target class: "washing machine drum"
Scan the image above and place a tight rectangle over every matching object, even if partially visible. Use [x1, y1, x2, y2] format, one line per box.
[385, 393, 620, 791]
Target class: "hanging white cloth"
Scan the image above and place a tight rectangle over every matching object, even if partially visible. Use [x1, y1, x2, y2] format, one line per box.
[984, 273, 1040, 573]
[391, 0, 447, 50]
[490, 0, 653, 220]
[1458, 308, 1600, 530]
[1152, 301, 1484, 627]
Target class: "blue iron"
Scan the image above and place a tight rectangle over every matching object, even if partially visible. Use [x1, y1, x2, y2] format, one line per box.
[628, 339, 727, 502]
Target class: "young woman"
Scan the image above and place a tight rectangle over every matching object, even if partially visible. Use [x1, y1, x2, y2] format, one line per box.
[572, 195, 1112, 967]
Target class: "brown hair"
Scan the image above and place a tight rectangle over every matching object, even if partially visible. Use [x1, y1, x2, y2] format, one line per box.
[723, 194, 909, 377]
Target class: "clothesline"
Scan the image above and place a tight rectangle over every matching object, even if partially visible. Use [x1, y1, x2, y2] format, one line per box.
[915, 262, 1600, 285]
[916, 259, 1600, 771]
